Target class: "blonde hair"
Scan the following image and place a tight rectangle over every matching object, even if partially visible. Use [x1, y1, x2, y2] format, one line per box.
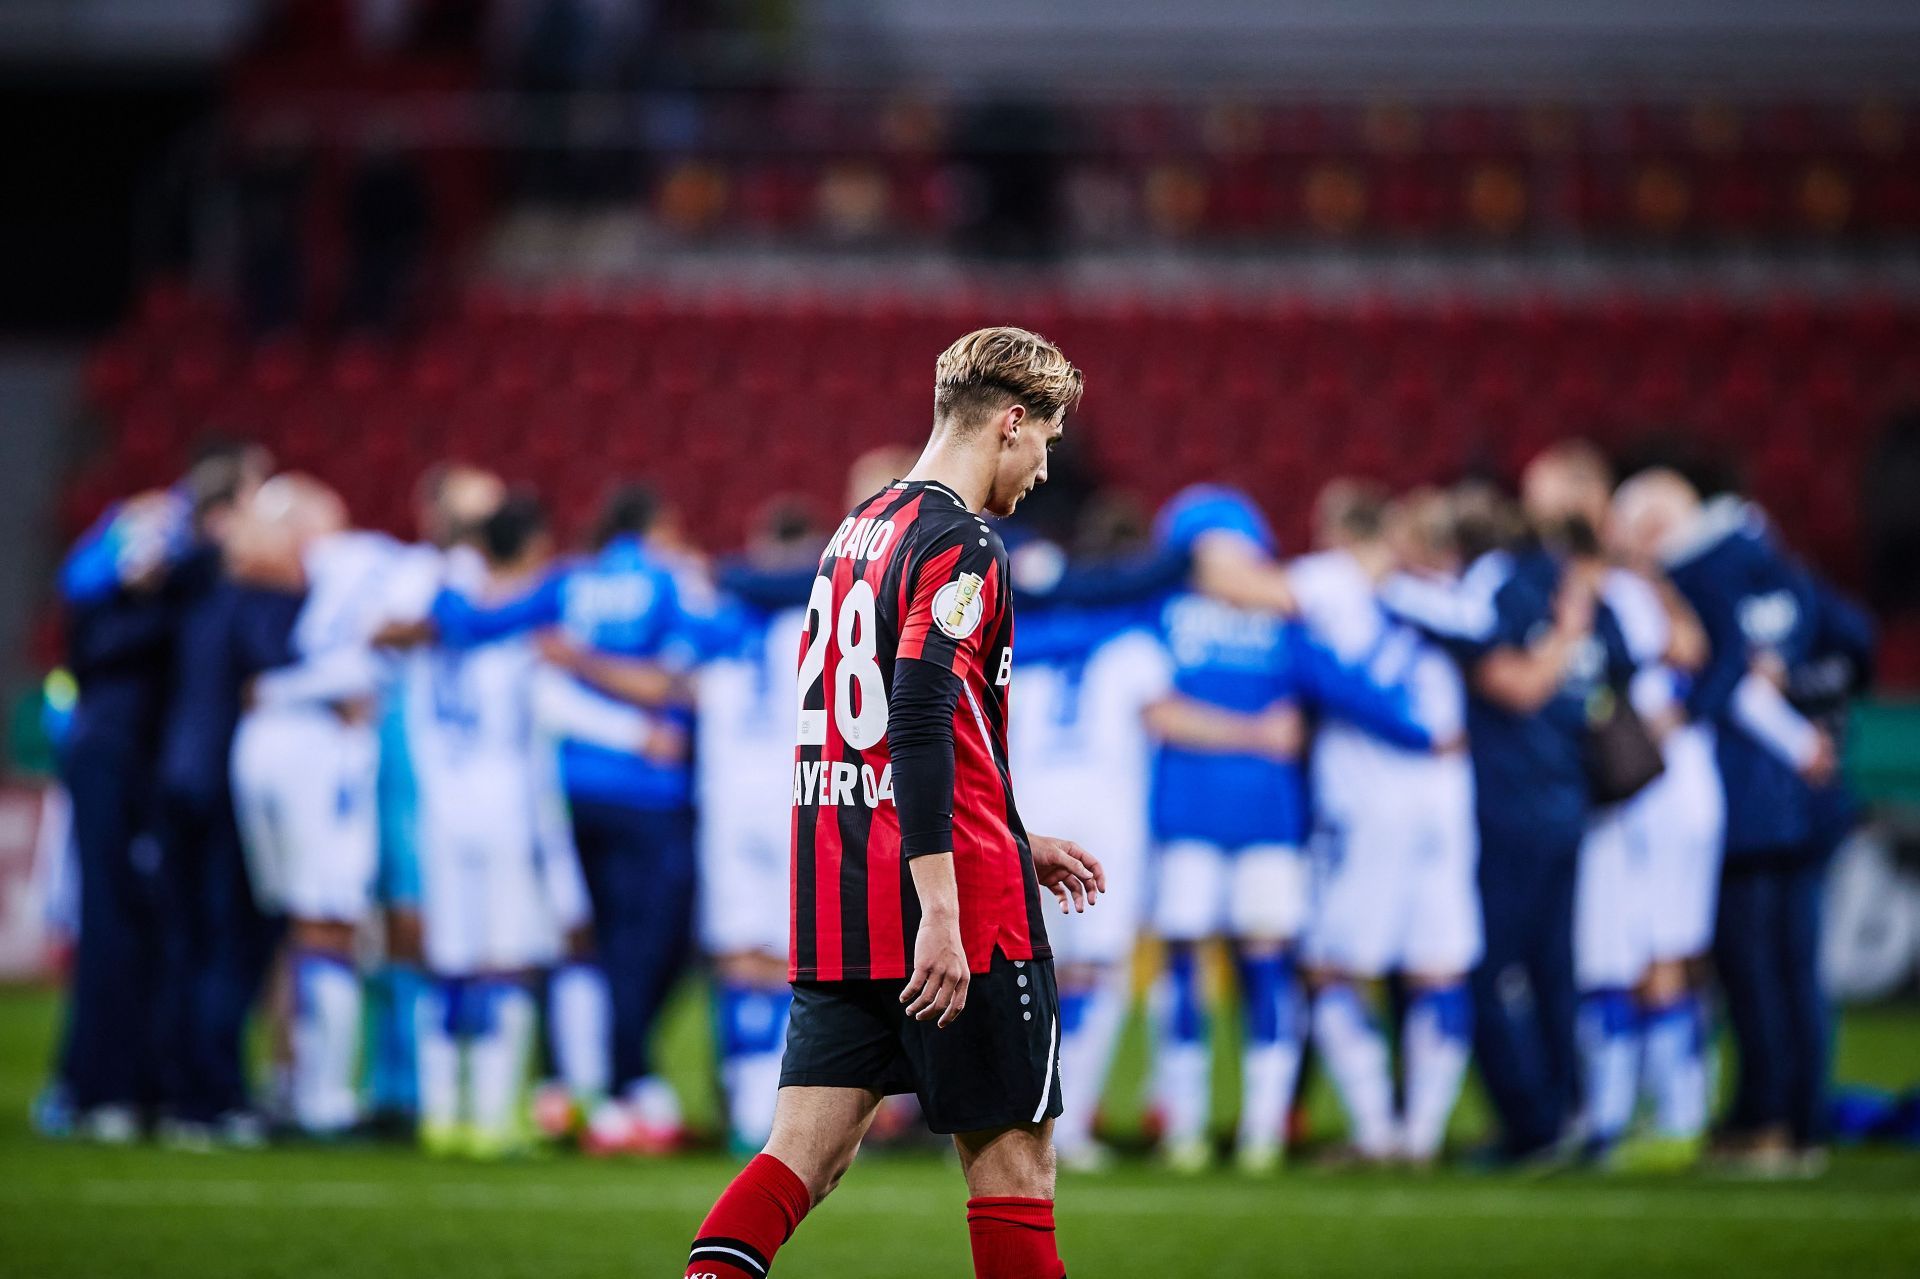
[933, 327, 1084, 429]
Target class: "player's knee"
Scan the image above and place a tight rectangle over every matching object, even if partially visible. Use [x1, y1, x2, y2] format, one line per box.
[1234, 937, 1289, 962]
[292, 917, 355, 955]
[385, 908, 423, 963]
[955, 1123, 1055, 1200]
[1641, 959, 1688, 1005]
[817, 1141, 863, 1201]
[1304, 963, 1350, 990]
[1404, 968, 1467, 992]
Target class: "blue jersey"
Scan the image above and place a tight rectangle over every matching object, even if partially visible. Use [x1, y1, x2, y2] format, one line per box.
[1146, 483, 1427, 848]
[1666, 501, 1824, 855]
[433, 535, 695, 810]
[1456, 549, 1635, 856]
[58, 492, 193, 608]
[1151, 591, 1431, 848]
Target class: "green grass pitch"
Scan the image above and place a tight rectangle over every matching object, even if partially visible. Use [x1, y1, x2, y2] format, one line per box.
[1, 986, 1915, 1278]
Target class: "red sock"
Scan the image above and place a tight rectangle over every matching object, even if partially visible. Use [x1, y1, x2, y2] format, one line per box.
[685, 1154, 811, 1278]
[966, 1196, 1066, 1279]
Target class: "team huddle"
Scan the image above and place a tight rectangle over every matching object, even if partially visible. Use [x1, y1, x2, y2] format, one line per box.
[48, 327, 1870, 1279]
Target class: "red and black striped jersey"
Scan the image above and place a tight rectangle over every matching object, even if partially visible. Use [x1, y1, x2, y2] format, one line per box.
[789, 478, 1050, 982]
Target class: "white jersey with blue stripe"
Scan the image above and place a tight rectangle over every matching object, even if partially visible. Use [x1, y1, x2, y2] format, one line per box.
[1291, 549, 1464, 822]
[253, 531, 440, 712]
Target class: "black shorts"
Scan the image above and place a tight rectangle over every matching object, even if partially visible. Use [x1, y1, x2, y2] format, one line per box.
[780, 951, 1063, 1135]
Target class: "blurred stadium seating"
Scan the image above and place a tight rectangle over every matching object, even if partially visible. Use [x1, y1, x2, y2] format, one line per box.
[72, 280, 1920, 683]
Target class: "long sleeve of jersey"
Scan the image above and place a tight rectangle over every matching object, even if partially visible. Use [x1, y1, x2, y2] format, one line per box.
[251, 646, 385, 708]
[1673, 566, 1753, 727]
[529, 665, 652, 752]
[59, 510, 126, 606]
[1013, 543, 1191, 610]
[1732, 673, 1822, 769]
[1292, 628, 1433, 750]
[715, 560, 817, 613]
[431, 571, 567, 648]
[890, 656, 962, 859]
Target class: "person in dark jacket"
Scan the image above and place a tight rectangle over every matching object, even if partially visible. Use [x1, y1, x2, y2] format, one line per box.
[1627, 468, 1855, 1175]
[55, 442, 270, 1139]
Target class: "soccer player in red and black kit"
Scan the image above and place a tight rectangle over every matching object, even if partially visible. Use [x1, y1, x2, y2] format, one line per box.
[682, 328, 1105, 1279]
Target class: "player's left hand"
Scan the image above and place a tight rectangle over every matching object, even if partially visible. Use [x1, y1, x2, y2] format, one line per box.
[1031, 835, 1105, 914]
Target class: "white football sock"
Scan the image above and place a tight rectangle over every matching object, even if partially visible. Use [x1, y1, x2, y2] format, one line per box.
[725, 1050, 785, 1151]
[1237, 1039, 1302, 1156]
[1578, 990, 1641, 1147]
[718, 984, 791, 1151]
[292, 949, 362, 1134]
[1235, 951, 1302, 1156]
[1312, 984, 1397, 1157]
[1402, 985, 1472, 1161]
[1054, 967, 1130, 1152]
[550, 962, 611, 1104]
[468, 982, 534, 1146]
[415, 979, 462, 1135]
[1642, 995, 1708, 1139]
[1153, 952, 1210, 1147]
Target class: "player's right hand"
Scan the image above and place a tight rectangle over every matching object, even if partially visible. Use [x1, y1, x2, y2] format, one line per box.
[638, 721, 689, 765]
[901, 917, 969, 1027]
[1250, 705, 1307, 761]
[1801, 728, 1840, 787]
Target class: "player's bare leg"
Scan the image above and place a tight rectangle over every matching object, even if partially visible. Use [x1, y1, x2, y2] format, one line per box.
[762, 1085, 883, 1203]
[683, 1086, 879, 1279]
[956, 1120, 1067, 1279]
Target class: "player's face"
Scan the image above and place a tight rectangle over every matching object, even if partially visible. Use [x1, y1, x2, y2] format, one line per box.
[985, 411, 1064, 517]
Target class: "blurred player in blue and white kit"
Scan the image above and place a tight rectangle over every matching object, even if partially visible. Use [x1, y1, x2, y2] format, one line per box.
[696, 598, 807, 1155]
[1520, 446, 1714, 1165]
[364, 464, 507, 1132]
[429, 484, 701, 1154]
[228, 474, 442, 1136]
[403, 494, 638, 1158]
[1291, 483, 1478, 1165]
[1008, 602, 1170, 1170]
[692, 500, 840, 1156]
[1145, 485, 1433, 1173]
[1540, 467, 1717, 1168]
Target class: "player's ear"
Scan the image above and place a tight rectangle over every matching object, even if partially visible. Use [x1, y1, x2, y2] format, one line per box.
[1002, 403, 1026, 446]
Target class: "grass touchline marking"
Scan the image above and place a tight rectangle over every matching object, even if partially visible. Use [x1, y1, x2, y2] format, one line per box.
[8, 1179, 1911, 1225]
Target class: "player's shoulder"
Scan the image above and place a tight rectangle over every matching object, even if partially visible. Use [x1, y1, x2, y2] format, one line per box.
[899, 488, 1002, 557]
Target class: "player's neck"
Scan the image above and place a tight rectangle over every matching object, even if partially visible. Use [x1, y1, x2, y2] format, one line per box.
[903, 437, 992, 513]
